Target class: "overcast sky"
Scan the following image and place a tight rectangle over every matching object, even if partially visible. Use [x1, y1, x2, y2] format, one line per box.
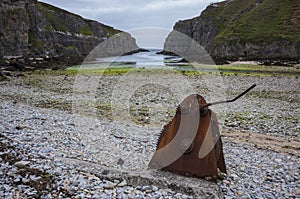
[38, 0, 223, 48]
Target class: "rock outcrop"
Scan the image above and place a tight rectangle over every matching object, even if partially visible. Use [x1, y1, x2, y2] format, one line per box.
[0, 0, 139, 70]
[164, 0, 300, 65]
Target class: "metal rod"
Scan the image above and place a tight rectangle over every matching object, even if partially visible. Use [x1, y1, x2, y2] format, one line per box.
[201, 84, 256, 108]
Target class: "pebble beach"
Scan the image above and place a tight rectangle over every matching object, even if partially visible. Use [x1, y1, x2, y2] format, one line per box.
[0, 68, 299, 198]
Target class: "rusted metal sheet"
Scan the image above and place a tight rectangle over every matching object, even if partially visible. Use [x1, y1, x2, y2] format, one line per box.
[149, 84, 256, 179]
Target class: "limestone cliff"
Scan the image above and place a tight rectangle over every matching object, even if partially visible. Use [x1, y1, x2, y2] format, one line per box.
[0, 0, 139, 69]
[164, 0, 300, 65]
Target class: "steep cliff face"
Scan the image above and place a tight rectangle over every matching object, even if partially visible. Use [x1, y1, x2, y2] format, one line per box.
[0, 0, 29, 58]
[164, 0, 300, 64]
[0, 0, 139, 69]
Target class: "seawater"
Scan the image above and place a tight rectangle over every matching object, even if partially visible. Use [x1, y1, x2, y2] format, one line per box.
[96, 49, 182, 69]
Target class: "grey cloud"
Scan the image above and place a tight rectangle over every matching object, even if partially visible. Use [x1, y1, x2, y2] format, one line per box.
[38, 0, 223, 30]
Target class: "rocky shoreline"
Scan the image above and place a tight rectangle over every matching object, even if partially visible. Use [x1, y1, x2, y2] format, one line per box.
[0, 70, 299, 198]
[0, 47, 149, 74]
[157, 50, 300, 66]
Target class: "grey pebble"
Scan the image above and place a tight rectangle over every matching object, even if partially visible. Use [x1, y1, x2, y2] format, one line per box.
[117, 180, 127, 187]
[13, 178, 21, 183]
[152, 185, 159, 191]
[14, 160, 30, 168]
[103, 181, 116, 189]
[264, 192, 276, 199]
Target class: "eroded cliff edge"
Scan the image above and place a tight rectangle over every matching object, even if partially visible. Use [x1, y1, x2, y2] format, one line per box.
[0, 0, 139, 70]
[164, 0, 300, 65]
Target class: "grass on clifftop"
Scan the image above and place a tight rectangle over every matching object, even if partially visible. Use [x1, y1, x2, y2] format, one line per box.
[211, 0, 300, 43]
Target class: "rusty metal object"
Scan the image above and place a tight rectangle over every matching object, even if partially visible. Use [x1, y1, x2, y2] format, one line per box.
[149, 84, 256, 179]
